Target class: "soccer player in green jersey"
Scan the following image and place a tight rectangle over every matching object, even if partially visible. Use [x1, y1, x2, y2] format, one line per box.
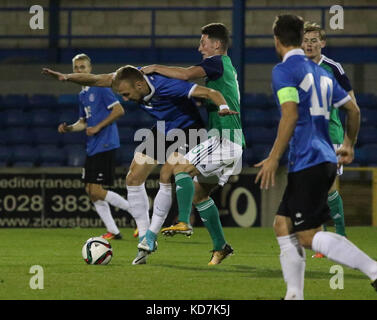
[142, 23, 245, 265]
[302, 22, 358, 258]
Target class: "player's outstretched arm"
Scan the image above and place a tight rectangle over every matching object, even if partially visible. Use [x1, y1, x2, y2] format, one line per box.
[42, 68, 114, 87]
[86, 103, 124, 136]
[141, 65, 206, 81]
[190, 85, 239, 116]
[58, 118, 87, 133]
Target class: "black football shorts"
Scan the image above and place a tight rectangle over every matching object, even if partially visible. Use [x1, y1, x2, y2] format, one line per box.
[276, 161, 337, 232]
[82, 149, 116, 186]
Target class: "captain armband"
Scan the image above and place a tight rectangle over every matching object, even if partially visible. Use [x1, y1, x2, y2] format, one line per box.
[277, 87, 299, 105]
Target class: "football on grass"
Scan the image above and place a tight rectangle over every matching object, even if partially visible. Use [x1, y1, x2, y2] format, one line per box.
[82, 237, 113, 265]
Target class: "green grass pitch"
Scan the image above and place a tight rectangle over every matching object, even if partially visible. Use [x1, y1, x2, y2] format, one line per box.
[1, 227, 377, 300]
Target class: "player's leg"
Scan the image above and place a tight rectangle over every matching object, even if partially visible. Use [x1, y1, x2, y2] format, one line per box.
[328, 175, 346, 236]
[138, 158, 175, 252]
[193, 180, 233, 265]
[297, 227, 377, 289]
[127, 152, 159, 265]
[83, 150, 122, 239]
[160, 159, 199, 236]
[126, 151, 157, 240]
[273, 187, 306, 300]
[86, 183, 122, 239]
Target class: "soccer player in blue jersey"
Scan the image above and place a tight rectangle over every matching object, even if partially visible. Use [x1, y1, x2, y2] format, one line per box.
[57, 54, 130, 240]
[302, 21, 357, 258]
[44, 64, 236, 265]
[254, 15, 377, 300]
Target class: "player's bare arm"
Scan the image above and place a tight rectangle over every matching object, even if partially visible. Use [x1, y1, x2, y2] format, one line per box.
[336, 99, 360, 165]
[254, 101, 298, 190]
[58, 118, 87, 133]
[42, 68, 114, 87]
[190, 85, 239, 116]
[86, 103, 125, 136]
[142, 64, 206, 81]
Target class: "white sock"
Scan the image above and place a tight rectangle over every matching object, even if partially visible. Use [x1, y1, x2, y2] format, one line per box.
[105, 190, 130, 211]
[277, 234, 306, 300]
[149, 183, 173, 234]
[312, 231, 377, 281]
[93, 200, 120, 235]
[127, 183, 150, 238]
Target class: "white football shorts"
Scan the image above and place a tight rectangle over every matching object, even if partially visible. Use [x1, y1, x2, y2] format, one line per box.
[184, 136, 243, 186]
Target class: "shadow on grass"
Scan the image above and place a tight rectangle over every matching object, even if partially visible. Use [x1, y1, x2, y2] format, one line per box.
[150, 263, 367, 280]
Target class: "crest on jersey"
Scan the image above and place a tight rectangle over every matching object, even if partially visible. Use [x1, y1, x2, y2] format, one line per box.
[89, 93, 95, 102]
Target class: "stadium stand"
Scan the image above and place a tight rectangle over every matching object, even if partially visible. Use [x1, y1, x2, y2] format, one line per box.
[65, 144, 86, 167]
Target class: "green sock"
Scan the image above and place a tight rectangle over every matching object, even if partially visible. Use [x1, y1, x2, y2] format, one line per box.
[195, 198, 226, 251]
[175, 172, 194, 224]
[328, 190, 346, 237]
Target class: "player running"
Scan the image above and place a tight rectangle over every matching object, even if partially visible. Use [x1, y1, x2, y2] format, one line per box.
[142, 23, 245, 265]
[43, 64, 237, 265]
[255, 14, 377, 300]
[58, 53, 130, 240]
[302, 21, 357, 258]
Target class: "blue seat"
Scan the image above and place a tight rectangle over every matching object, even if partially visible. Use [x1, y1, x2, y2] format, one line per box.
[138, 111, 155, 128]
[58, 110, 80, 125]
[117, 145, 136, 165]
[3, 110, 31, 127]
[31, 110, 59, 128]
[358, 126, 377, 146]
[12, 161, 35, 167]
[250, 144, 272, 164]
[243, 109, 280, 127]
[243, 93, 272, 109]
[355, 93, 377, 109]
[32, 128, 62, 145]
[0, 129, 7, 145]
[6, 128, 35, 145]
[361, 109, 377, 127]
[61, 131, 86, 146]
[37, 145, 65, 165]
[118, 127, 136, 144]
[354, 147, 368, 165]
[242, 148, 254, 166]
[244, 126, 276, 145]
[2, 94, 29, 109]
[58, 94, 79, 105]
[361, 144, 377, 164]
[65, 144, 86, 167]
[12, 145, 38, 165]
[29, 94, 57, 109]
[117, 109, 140, 127]
[0, 146, 11, 165]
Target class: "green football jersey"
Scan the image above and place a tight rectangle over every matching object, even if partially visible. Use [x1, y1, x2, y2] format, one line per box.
[198, 55, 246, 148]
[318, 55, 352, 144]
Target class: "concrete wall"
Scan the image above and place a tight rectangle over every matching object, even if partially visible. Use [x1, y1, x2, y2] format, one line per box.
[1, 0, 377, 48]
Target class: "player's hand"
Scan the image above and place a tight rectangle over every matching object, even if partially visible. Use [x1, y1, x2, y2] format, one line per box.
[336, 145, 354, 166]
[58, 122, 69, 133]
[42, 68, 67, 81]
[141, 65, 157, 74]
[86, 126, 100, 136]
[218, 109, 239, 117]
[254, 157, 279, 190]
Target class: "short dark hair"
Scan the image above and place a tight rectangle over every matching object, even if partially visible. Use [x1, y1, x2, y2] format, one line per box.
[113, 65, 144, 87]
[201, 23, 230, 51]
[273, 15, 304, 47]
